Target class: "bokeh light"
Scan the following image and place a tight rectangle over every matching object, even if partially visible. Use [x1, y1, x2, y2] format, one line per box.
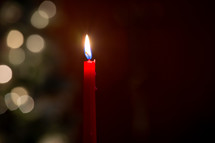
[9, 48, 25, 65]
[4, 93, 19, 111]
[31, 10, 49, 29]
[11, 86, 28, 106]
[39, 134, 67, 143]
[0, 96, 7, 114]
[38, 1, 56, 19]
[0, 2, 22, 24]
[11, 86, 28, 97]
[0, 65, 12, 84]
[6, 30, 24, 49]
[17, 95, 28, 106]
[18, 95, 34, 113]
[26, 34, 45, 53]
[11, 93, 20, 106]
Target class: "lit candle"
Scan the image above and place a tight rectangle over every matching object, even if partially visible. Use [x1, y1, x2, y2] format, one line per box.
[83, 34, 96, 143]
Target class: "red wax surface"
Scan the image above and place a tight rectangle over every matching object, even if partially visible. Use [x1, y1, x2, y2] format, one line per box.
[83, 60, 96, 143]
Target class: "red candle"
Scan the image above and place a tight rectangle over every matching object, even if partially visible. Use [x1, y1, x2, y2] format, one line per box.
[83, 35, 96, 143]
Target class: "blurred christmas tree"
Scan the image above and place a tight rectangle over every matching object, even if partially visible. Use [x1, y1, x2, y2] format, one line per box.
[0, 1, 73, 143]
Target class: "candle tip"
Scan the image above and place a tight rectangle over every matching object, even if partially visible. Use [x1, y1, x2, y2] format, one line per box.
[84, 34, 92, 60]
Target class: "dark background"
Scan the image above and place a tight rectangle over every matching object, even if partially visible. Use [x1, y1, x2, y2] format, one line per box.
[1, 0, 215, 143]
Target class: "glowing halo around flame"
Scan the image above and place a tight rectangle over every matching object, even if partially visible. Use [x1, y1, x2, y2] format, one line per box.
[84, 34, 92, 60]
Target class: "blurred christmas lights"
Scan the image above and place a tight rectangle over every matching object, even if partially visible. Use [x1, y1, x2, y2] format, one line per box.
[39, 133, 67, 143]
[0, 2, 22, 24]
[18, 95, 34, 113]
[6, 29, 24, 49]
[9, 48, 25, 65]
[4, 93, 19, 111]
[1, 0, 56, 117]
[0, 65, 12, 84]
[26, 34, 45, 53]
[39, 0, 56, 19]
[0, 96, 7, 114]
[11, 86, 28, 97]
[31, 10, 49, 29]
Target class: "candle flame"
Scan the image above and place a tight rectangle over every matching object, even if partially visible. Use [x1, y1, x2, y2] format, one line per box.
[84, 34, 92, 60]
